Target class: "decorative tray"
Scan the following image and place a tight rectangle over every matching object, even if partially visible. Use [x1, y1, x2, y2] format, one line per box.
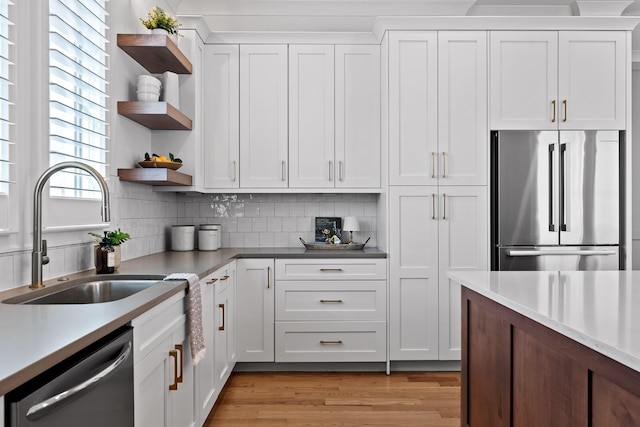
[138, 161, 183, 170]
[299, 237, 370, 250]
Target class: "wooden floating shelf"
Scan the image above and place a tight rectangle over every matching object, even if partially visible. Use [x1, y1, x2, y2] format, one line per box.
[117, 34, 192, 74]
[117, 101, 192, 130]
[117, 168, 193, 186]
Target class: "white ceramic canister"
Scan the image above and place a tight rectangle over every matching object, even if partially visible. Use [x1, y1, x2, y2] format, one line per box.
[171, 225, 195, 251]
[198, 224, 221, 251]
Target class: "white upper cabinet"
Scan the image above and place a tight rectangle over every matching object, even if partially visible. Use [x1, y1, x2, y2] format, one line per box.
[289, 45, 335, 188]
[490, 31, 625, 130]
[389, 31, 487, 186]
[558, 31, 626, 130]
[335, 45, 381, 188]
[438, 32, 488, 186]
[240, 45, 289, 188]
[389, 32, 438, 185]
[204, 45, 240, 189]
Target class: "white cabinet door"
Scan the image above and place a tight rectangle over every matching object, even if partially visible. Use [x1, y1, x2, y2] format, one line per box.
[389, 32, 438, 185]
[204, 45, 240, 189]
[214, 262, 236, 388]
[438, 32, 488, 186]
[236, 258, 275, 362]
[195, 272, 221, 425]
[289, 45, 335, 188]
[490, 31, 558, 130]
[437, 186, 488, 360]
[558, 31, 626, 130]
[171, 327, 195, 427]
[240, 45, 288, 188]
[134, 335, 173, 427]
[335, 45, 381, 188]
[389, 186, 439, 360]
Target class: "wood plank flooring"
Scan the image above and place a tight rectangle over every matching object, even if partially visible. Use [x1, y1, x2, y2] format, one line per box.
[204, 371, 461, 427]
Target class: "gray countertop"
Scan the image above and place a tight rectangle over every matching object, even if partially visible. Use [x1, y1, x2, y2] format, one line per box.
[0, 247, 386, 395]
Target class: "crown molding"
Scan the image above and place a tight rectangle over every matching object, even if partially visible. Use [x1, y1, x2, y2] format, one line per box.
[572, 1, 635, 16]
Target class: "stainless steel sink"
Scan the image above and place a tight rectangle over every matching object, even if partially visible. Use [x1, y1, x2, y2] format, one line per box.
[2, 274, 167, 305]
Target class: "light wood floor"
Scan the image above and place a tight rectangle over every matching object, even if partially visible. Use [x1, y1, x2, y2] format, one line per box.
[204, 371, 461, 427]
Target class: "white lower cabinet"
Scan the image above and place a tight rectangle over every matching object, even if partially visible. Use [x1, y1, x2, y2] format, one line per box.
[132, 291, 195, 427]
[389, 186, 487, 361]
[195, 262, 236, 426]
[236, 258, 275, 362]
[274, 259, 387, 363]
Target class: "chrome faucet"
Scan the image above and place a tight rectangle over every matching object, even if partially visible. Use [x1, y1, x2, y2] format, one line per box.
[31, 162, 110, 289]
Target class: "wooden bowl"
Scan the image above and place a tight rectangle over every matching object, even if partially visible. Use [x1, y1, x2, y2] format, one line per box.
[138, 161, 183, 170]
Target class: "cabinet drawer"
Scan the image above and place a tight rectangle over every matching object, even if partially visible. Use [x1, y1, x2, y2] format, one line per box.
[275, 259, 386, 281]
[132, 291, 186, 363]
[275, 281, 386, 321]
[275, 322, 386, 362]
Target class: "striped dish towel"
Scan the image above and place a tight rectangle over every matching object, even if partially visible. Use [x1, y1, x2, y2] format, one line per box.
[164, 273, 206, 365]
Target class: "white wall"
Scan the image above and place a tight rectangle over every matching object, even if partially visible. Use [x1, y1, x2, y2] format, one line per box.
[632, 69, 640, 269]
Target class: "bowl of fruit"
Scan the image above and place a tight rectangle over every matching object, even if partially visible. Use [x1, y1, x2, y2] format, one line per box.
[138, 152, 183, 170]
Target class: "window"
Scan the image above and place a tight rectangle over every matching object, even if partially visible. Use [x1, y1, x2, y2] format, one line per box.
[0, 0, 15, 231]
[49, 0, 108, 199]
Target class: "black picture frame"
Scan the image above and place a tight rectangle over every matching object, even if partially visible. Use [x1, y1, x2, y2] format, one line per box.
[315, 217, 342, 243]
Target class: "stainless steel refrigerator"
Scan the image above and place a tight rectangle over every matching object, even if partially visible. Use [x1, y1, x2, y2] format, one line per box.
[491, 130, 621, 271]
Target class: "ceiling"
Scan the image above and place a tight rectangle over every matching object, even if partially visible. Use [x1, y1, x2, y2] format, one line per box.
[170, 0, 640, 36]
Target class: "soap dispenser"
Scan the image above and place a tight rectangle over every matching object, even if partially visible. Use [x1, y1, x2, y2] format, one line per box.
[95, 231, 115, 274]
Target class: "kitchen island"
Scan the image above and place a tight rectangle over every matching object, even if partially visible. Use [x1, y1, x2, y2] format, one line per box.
[450, 270, 640, 427]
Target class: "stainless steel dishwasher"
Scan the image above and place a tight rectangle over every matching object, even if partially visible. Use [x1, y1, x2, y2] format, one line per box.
[6, 326, 134, 426]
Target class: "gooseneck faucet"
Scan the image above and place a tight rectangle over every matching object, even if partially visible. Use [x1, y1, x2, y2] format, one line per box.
[31, 161, 110, 289]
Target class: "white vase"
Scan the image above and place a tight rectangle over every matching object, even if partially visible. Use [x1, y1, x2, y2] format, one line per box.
[150, 28, 178, 46]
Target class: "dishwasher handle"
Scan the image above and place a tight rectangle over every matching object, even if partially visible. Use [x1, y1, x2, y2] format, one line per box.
[26, 341, 133, 420]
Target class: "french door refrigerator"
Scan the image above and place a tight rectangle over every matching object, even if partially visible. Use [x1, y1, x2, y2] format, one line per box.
[491, 130, 621, 271]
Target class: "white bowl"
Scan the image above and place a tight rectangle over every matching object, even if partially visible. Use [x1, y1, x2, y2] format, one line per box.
[137, 91, 160, 102]
[136, 83, 162, 93]
[137, 75, 161, 88]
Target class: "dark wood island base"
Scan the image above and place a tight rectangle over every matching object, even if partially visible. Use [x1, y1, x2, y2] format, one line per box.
[462, 287, 640, 427]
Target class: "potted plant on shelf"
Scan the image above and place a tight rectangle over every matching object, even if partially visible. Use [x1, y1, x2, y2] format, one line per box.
[89, 229, 131, 271]
[139, 6, 181, 42]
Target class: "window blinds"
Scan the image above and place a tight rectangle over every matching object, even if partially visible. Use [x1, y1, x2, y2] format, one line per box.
[49, 0, 109, 199]
[0, 0, 14, 196]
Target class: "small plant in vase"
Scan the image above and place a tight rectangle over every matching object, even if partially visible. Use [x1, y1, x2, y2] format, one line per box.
[139, 6, 182, 40]
[89, 229, 131, 270]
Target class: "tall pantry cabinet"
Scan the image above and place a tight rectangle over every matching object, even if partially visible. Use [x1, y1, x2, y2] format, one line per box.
[385, 31, 489, 361]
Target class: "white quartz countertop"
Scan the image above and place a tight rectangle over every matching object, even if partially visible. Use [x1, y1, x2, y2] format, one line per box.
[0, 247, 386, 395]
[449, 270, 640, 372]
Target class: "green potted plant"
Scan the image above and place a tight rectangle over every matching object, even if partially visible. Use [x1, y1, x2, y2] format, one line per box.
[89, 229, 131, 270]
[139, 6, 181, 39]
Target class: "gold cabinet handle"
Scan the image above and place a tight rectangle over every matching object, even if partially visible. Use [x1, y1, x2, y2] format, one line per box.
[562, 100, 567, 122]
[320, 268, 343, 272]
[432, 152, 436, 178]
[267, 265, 271, 289]
[442, 152, 446, 178]
[218, 303, 225, 331]
[168, 349, 178, 391]
[175, 344, 183, 384]
[281, 160, 286, 181]
[320, 299, 343, 303]
[329, 161, 333, 182]
[220, 275, 229, 281]
[442, 193, 447, 220]
[232, 160, 236, 182]
[551, 100, 556, 123]
[206, 278, 218, 285]
[320, 340, 343, 344]
[432, 193, 436, 220]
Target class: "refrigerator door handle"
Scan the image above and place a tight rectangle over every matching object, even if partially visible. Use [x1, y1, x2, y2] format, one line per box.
[548, 144, 555, 232]
[506, 249, 617, 257]
[560, 143, 567, 231]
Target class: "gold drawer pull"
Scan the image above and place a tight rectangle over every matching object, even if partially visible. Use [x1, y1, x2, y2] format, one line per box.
[206, 278, 218, 285]
[320, 268, 343, 272]
[175, 344, 183, 384]
[168, 350, 178, 391]
[320, 340, 343, 345]
[220, 275, 230, 281]
[320, 299, 343, 303]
